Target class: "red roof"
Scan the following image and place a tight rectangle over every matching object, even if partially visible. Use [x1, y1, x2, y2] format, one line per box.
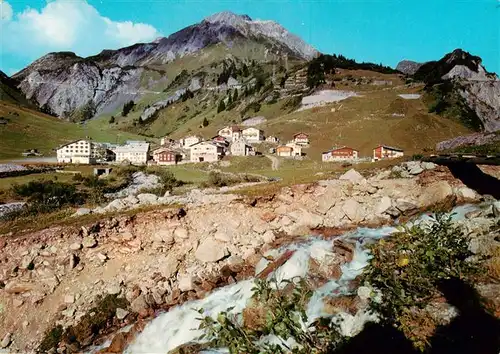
[293, 132, 309, 138]
[374, 145, 403, 152]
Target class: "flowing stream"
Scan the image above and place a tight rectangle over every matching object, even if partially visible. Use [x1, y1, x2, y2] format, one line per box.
[117, 204, 480, 353]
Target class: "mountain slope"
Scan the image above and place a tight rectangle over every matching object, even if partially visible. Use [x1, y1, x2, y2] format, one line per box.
[0, 101, 151, 160]
[0, 71, 37, 108]
[413, 49, 500, 132]
[12, 12, 318, 120]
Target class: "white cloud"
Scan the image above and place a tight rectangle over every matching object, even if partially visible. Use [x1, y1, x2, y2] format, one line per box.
[0, 0, 13, 21]
[1, 0, 161, 60]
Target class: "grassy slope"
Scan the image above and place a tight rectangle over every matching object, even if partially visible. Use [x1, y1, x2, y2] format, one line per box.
[0, 102, 154, 160]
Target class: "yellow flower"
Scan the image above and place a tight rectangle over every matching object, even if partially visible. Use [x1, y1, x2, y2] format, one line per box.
[397, 256, 410, 267]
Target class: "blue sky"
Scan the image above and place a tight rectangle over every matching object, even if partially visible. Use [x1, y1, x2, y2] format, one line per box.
[1, 0, 499, 75]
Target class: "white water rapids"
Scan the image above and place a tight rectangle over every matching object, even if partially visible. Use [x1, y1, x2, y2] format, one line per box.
[119, 204, 479, 353]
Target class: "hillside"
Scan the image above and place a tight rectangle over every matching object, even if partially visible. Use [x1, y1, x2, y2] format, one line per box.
[0, 101, 153, 160]
[0, 71, 37, 108]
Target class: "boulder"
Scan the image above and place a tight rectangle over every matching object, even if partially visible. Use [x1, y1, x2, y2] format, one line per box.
[421, 162, 437, 170]
[404, 161, 424, 175]
[123, 195, 139, 205]
[195, 239, 228, 263]
[5, 281, 33, 294]
[64, 294, 75, 304]
[339, 169, 365, 184]
[153, 229, 174, 245]
[458, 187, 477, 200]
[137, 193, 159, 205]
[106, 199, 127, 211]
[82, 236, 97, 248]
[130, 295, 148, 313]
[1, 333, 11, 348]
[316, 185, 343, 214]
[116, 308, 129, 320]
[69, 242, 82, 251]
[262, 230, 276, 244]
[287, 210, 323, 229]
[394, 199, 418, 215]
[178, 275, 195, 292]
[342, 199, 365, 222]
[375, 196, 392, 215]
[418, 181, 453, 208]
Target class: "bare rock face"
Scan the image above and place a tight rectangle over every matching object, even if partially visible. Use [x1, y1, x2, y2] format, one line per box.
[13, 12, 318, 120]
[396, 60, 424, 75]
[436, 132, 500, 151]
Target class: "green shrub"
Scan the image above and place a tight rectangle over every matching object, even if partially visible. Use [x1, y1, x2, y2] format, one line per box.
[11, 180, 84, 214]
[198, 279, 343, 354]
[361, 214, 478, 350]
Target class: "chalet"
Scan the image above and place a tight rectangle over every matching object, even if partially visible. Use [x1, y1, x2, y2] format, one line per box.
[211, 135, 230, 147]
[242, 127, 264, 143]
[373, 145, 404, 161]
[230, 139, 254, 156]
[276, 145, 293, 157]
[152, 147, 182, 165]
[181, 135, 202, 148]
[56, 139, 95, 164]
[115, 142, 150, 165]
[190, 141, 225, 162]
[266, 136, 279, 144]
[286, 142, 303, 157]
[322, 146, 359, 162]
[218, 126, 242, 142]
[293, 132, 309, 146]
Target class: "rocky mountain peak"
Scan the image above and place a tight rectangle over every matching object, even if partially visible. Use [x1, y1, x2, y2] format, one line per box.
[396, 60, 424, 75]
[204, 11, 252, 26]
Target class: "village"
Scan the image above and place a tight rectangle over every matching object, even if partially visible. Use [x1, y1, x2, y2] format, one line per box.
[55, 125, 404, 166]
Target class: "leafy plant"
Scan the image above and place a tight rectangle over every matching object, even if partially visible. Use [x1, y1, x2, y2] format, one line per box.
[361, 214, 478, 350]
[197, 279, 344, 354]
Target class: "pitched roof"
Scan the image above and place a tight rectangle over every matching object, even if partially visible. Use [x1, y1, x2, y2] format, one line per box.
[293, 132, 309, 137]
[56, 139, 91, 149]
[375, 145, 404, 152]
[324, 146, 359, 153]
[115, 142, 150, 153]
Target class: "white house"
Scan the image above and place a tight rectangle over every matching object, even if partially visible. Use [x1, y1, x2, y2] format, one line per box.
[115, 142, 150, 165]
[242, 127, 264, 143]
[286, 142, 303, 157]
[266, 136, 279, 144]
[218, 126, 242, 142]
[372, 145, 404, 161]
[56, 139, 95, 164]
[293, 133, 310, 146]
[181, 135, 202, 148]
[322, 147, 359, 162]
[190, 141, 225, 162]
[230, 139, 254, 156]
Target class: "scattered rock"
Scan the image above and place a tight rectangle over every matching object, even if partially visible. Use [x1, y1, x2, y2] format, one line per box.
[262, 230, 276, 244]
[130, 295, 148, 313]
[394, 199, 418, 215]
[69, 242, 82, 251]
[418, 181, 453, 207]
[5, 281, 33, 294]
[107, 284, 121, 295]
[69, 254, 79, 269]
[178, 275, 195, 292]
[137, 193, 159, 205]
[96, 253, 108, 263]
[116, 308, 129, 320]
[108, 333, 128, 353]
[0, 333, 11, 348]
[339, 169, 365, 183]
[195, 239, 228, 263]
[64, 294, 75, 304]
[376, 196, 392, 215]
[458, 187, 477, 200]
[342, 199, 365, 222]
[13, 299, 24, 308]
[82, 236, 97, 248]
